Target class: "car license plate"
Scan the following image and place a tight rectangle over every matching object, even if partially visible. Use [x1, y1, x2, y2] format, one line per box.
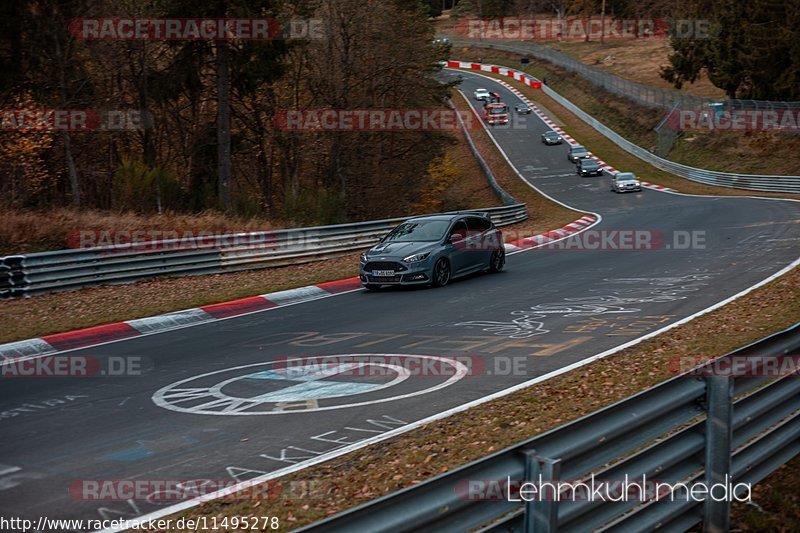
[373, 270, 394, 276]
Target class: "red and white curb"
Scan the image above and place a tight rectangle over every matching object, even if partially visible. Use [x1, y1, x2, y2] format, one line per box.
[0, 278, 361, 360]
[503, 215, 597, 251]
[450, 61, 674, 192]
[446, 60, 543, 89]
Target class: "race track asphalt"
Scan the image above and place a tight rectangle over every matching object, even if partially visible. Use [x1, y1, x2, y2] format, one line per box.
[0, 70, 797, 529]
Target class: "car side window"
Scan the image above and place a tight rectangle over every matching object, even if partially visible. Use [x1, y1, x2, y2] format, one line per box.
[467, 216, 491, 233]
[450, 220, 468, 240]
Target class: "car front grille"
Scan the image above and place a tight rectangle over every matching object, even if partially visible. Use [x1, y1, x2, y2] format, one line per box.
[368, 275, 402, 283]
[364, 261, 407, 272]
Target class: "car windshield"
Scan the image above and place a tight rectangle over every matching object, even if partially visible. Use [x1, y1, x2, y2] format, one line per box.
[571, 146, 586, 152]
[581, 160, 599, 167]
[616, 173, 636, 180]
[489, 107, 508, 115]
[545, 131, 558, 137]
[383, 220, 449, 242]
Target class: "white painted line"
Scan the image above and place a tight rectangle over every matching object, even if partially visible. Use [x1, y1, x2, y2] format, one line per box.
[0, 465, 21, 476]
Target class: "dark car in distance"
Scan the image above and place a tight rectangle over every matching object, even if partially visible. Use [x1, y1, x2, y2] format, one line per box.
[541, 131, 562, 145]
[359, 213, 505, 290]
[515, 103, 532, 114]
[577, 158, 603, 176]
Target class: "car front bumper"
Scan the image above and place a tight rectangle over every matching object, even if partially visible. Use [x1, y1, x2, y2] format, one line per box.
[359, 261, 433, 286]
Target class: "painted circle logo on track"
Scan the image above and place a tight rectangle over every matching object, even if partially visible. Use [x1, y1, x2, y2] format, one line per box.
[152, 354, 468, 415]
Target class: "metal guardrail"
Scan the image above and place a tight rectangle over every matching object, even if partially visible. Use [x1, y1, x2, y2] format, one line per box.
[451, 40, 800, 113]
[301, 322, 800, 533]
[539, 82, 800, 193]
[0, 204, 528, 299]
[450, 98, 518, 206]
[447, 58, 800, 193]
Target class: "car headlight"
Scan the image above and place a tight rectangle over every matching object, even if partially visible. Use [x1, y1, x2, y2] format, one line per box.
[360, 252, 368, 264]
[403, 252, 430, 263]
[635, 181, 641, 186]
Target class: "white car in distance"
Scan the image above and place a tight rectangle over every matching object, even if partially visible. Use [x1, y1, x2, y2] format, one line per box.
[474, 88, 490, 101]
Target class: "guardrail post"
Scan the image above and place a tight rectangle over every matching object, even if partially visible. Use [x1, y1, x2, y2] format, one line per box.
[703, 375, 734, 533]
[523, 450, 560, 533]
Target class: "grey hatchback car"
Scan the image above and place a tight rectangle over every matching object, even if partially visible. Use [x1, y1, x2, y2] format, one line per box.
[359, 213, 505, 290]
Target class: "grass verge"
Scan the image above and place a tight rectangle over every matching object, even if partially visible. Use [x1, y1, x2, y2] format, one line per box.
[731, 455, 800, 531]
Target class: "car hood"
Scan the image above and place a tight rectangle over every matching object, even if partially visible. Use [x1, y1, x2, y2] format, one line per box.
[365, 241, 438, 260]
[616, 178, 639, 184]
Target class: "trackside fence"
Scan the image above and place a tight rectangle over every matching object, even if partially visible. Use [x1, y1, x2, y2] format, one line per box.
[300, 322, 800, 533]
[451, 40, 800, 113]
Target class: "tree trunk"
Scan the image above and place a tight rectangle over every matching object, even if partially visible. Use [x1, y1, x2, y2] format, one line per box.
[138, 42, 160, 213]
[53, 31, 80, 206]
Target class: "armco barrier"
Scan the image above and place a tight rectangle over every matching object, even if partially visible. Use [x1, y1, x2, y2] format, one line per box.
[0, 204, 527, 299]
[300, 323, 800, 533]
[447, 60, 800, 194]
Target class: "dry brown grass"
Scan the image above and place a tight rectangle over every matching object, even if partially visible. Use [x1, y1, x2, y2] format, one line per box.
[545, 39, 726, 98]
[731, 455, 800, 531]
[0, 208, 278, 256]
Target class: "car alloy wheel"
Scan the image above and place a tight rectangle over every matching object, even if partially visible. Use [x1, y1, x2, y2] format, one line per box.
[489, 250, 505, 273]
[432, 258, 450, 287]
